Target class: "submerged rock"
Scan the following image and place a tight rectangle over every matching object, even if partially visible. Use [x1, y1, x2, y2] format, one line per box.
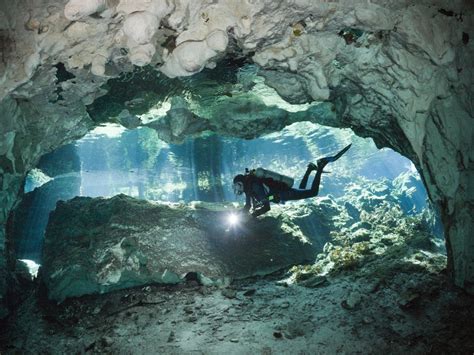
[41, 194, 318, 302]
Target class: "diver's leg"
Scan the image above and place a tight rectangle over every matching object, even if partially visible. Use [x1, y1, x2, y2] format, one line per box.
[299, 163, 317, 189]
[308, 168, 324, 197]
[284, 166, 325, 201]
[279, 188, 310, 201]
[280, 162, 327, 201]
[305, 157, 331, 197]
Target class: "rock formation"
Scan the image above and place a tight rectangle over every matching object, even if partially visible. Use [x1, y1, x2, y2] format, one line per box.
[0, 0, 472, 317]
[41, 194, 321, 302]
[39, 171, 434, 303]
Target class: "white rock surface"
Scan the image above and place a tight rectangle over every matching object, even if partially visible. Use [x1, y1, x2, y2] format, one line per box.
[123, 12, 159, 45]
[160, 29, 229, 77]
[64, 0, 106, 21]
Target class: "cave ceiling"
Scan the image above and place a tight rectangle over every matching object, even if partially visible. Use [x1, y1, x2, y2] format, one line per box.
[0, 0, 471, 205]
[5, 0, 470, 151]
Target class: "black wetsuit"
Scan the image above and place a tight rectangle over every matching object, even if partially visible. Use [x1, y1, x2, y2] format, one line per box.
[242, 166, 324, 217]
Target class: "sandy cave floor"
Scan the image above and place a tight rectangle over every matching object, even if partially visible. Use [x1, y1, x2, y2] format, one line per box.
[1, 267, 474, 354]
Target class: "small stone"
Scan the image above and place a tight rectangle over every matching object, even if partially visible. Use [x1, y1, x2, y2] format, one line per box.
[84, 340, 96, 351]
[101, 336, 114, 347]
[342, 291, 362, 310]
[363, 316, 373, 324]
[47, 5, 59, 15]
[222, 288, 237, 299]
[280, 302, 290, 309]
[184, 306, 194, 314]
[198, 286, 212, 295]
[398, 291, 420, 310]
[243, 289, 256, 297]
[39, 25, 49, 34]
[25, 18, 41, 31]
[273, 331, 283, 339]
[230, 338, 239, 343]
[300, 275, 328, 288]
[341, 300, 351, 310]
[113, 327, 128, 337]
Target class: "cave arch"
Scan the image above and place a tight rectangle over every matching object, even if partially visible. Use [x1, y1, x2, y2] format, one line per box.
[0, 0, 472, 320]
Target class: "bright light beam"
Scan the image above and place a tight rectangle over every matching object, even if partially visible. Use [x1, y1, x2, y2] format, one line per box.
[227, 213, 240, 226]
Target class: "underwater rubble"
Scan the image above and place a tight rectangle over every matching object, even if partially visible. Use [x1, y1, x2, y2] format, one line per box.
[1, 229, 472, 353]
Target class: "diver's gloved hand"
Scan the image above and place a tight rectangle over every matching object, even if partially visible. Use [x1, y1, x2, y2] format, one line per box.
[251, 204, 270, 218]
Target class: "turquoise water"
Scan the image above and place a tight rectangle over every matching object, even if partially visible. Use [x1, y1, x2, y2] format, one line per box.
[16, 121, 431, 262]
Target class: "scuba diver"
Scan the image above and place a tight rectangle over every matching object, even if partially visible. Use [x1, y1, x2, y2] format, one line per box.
[233, 144, 352, 218]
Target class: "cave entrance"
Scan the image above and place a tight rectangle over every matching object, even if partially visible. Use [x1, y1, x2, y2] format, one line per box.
[13, 120, 444, 267]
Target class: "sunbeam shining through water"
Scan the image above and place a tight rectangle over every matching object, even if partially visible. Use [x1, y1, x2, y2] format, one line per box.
[17, 121, 434, 262]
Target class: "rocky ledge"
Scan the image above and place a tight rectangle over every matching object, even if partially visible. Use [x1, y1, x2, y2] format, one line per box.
[41, 194, 335, 302]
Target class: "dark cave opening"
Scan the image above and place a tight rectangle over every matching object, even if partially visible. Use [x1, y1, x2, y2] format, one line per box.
[54, 62, 76, 83]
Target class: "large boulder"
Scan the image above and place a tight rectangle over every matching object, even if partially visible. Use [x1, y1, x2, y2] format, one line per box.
[41, 195, 331, 302]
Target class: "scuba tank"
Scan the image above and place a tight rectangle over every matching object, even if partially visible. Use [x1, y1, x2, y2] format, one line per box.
[254, 167, 294, 188]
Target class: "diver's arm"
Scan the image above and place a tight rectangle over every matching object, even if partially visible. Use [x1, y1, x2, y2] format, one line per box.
[249, 180, 271, 217]
[243, 193, 251, 212]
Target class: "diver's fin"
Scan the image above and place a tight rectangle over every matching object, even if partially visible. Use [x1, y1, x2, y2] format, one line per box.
[327, 143, 352, 162]
[317, 143, 352, 169]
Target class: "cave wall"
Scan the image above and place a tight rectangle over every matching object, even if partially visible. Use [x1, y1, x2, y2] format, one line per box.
[0, 0, 473, 316]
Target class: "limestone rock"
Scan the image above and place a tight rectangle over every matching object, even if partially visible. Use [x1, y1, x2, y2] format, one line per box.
[41, 195, 316, 302]
[342, 290, 362, 310]
[64, 0, 106, 21]
[160, 30, 229, 78]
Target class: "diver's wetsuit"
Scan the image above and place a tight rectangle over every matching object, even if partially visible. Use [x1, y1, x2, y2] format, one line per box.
[242, 165, 324, 217]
